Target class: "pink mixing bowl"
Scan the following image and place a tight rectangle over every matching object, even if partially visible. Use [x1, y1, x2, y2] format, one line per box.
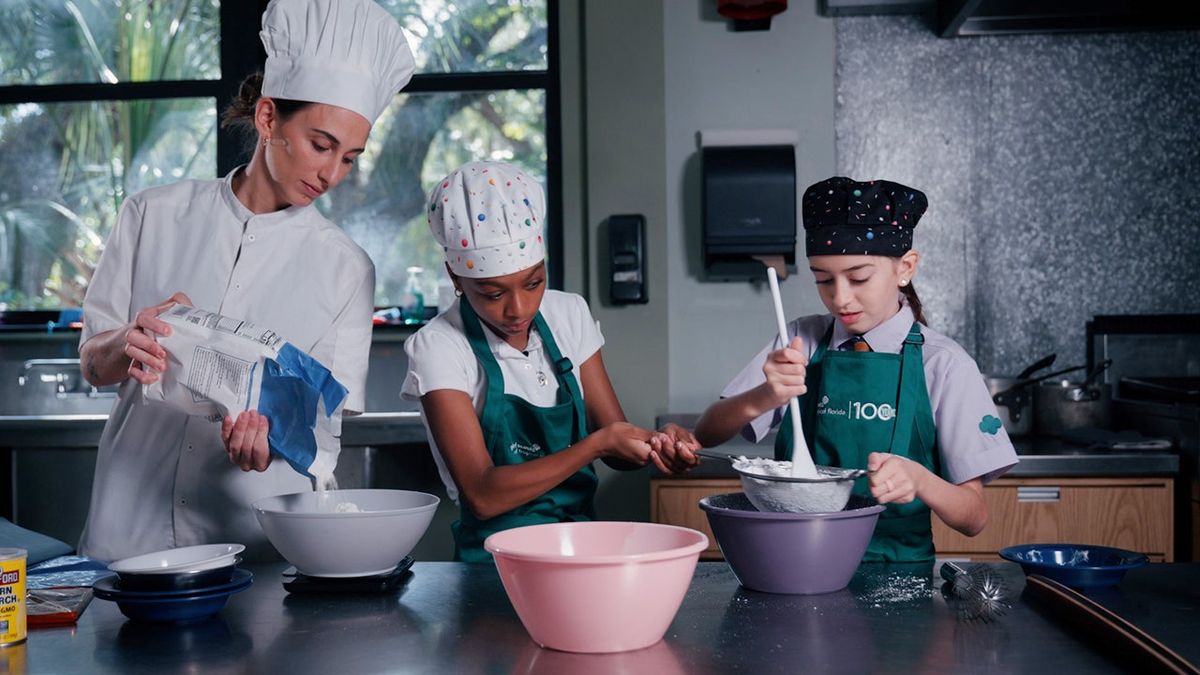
[484, 521, 709, 653]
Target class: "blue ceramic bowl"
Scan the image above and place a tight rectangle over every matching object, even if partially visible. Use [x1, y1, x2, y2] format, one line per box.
[999, 544, 1149, 589]
[93, 568, 253, 623]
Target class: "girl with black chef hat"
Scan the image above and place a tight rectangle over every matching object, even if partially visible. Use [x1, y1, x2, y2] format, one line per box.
[695, 177, 1018, 562]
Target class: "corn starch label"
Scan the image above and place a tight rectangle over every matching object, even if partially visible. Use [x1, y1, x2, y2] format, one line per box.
[0, 548, 26, 647]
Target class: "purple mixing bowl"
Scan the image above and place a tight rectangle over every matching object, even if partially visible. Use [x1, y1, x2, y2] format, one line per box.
[699, 492, 884, 595]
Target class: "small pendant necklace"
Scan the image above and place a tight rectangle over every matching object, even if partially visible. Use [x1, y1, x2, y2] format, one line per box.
[534, 349, 548, 387]
[524, 348, 549, 387]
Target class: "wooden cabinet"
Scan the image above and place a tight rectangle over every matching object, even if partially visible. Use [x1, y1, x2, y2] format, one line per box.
[932, 477, 1174, 562]
[652, 476, 1175, 562]
[650, 479, 740, 560]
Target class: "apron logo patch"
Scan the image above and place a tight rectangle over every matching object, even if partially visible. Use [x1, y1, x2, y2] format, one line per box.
[509, 441, 544, 458]
[979, 415, 1002, 435]
[817, 396, 895, 421]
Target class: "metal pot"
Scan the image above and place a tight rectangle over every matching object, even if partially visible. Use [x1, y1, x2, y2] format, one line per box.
[1033, 360, 1113, 437]
[986, 375, 1033, 436]
[986, 354, 1058, 437]
[1034, 380, 1112, 437]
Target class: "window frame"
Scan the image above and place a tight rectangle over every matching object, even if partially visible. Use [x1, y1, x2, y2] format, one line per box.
[0, 0, 563, 313]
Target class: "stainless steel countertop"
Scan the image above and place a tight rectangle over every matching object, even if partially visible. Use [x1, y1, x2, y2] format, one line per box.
[22, 561, 1200, 673]
[0, 411, 427, 449]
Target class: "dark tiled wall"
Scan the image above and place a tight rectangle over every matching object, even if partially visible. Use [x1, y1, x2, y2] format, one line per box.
[835, 16, 1200, 376]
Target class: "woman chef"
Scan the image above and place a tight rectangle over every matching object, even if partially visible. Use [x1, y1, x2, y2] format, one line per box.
[695, 177, 1018, 562]
[402, 162, 700, 562]
[77, 0, 414, 561]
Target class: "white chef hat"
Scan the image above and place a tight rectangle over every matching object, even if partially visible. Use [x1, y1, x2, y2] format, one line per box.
[427, 162, 547, 279]
[260, 0, 415, 126]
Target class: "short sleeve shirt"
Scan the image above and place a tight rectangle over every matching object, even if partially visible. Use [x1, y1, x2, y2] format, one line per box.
[401, 290, 605, 502]
[78, 169, 375, 562]
[721, 298, 1018, 485]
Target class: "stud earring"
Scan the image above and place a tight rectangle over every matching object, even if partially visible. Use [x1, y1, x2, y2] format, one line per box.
[262, 136, 270, 147]
[454, 288, 463, 297]
[899, 279, 909, 287]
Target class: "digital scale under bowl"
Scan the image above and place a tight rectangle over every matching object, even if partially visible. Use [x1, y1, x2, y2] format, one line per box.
[281, 556, 414, 594]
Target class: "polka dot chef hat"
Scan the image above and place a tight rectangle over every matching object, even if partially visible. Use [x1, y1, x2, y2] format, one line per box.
[427, 162, 546, 278]
[802, 176, 928, 257]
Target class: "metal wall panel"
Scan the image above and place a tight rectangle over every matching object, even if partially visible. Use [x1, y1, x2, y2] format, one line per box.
[835, 16, 1200, 375]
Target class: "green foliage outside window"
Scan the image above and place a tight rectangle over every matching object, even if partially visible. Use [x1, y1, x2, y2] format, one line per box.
[0, 0, 549, 311]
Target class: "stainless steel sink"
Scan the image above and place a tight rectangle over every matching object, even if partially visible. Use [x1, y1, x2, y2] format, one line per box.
[0, 358, 117, 416]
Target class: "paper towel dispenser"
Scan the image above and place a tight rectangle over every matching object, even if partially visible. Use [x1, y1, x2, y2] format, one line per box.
[702, 144, 796, 280]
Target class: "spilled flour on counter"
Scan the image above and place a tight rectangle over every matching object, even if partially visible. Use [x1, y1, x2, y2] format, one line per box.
[859, 573, 934, 609]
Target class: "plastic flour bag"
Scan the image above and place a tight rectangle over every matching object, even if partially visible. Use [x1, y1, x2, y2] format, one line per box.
[143, 305, 347, 482]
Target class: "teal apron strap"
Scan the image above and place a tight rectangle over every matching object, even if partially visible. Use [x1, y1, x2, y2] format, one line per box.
[885, 323, 925, 459]
[870, 321, 935, 562]
[459, 299, 508, 446]
[532, 312, 588, 441]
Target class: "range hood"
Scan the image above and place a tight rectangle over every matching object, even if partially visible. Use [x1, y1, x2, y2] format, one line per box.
[821, 0, 1200, 36]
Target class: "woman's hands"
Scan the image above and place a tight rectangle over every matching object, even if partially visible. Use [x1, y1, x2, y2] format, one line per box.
[81, 291, 194, 387]
[123, 292, 193, 385]
[222, 410, 272, 472]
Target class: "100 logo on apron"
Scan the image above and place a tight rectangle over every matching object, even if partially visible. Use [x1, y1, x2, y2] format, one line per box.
[817, 395, 896, 421]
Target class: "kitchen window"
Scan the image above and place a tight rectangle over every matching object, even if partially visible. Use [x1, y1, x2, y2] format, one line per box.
[0, 0, 559, 320]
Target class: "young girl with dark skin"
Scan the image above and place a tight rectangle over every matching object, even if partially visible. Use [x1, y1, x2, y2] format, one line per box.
[403, 162, 700, 561]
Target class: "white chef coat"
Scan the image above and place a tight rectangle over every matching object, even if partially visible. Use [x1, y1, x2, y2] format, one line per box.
[400, 291, 605, 502]
[722, 296, 1018, 485]
[77, 168, 375, 562]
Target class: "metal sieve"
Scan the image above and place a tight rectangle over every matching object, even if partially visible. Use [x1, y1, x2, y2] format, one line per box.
[696, 449, 869, 513]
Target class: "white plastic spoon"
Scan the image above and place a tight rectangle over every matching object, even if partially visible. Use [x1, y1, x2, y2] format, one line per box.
[766, 267, 819, 478]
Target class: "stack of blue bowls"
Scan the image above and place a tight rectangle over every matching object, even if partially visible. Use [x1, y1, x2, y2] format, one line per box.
[94, 544, 252, 623]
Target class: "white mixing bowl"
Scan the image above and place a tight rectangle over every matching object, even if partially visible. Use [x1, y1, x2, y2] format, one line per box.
[253, 489, 439, 577]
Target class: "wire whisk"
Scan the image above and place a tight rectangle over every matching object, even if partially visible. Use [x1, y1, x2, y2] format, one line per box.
[940, 561, 1010, 622]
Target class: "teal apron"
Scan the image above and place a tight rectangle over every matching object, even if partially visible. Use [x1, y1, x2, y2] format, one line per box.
[453, 300, 597, 562]
[776, 321, 940, 562]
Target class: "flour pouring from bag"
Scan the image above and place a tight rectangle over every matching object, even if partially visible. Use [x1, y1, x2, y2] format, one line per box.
[143, 305, 348, 483]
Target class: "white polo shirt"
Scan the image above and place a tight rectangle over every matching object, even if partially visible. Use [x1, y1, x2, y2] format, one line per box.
[721, 297, 1018, 485]
[401, 291, 604, 502]
[78, 169, 375, 562]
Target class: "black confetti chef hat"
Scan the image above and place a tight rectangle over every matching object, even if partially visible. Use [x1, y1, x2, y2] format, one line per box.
[802, 177, 928, 257]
